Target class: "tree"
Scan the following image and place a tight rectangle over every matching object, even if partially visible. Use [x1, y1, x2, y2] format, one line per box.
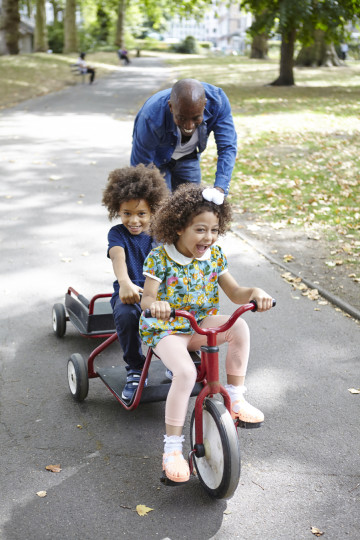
[242, 0, 360, 86]
[0, 0, 20, 54]
[34, 0, 49, 51]
[64, 0, 77, 52]
[295, 29, 342, 67]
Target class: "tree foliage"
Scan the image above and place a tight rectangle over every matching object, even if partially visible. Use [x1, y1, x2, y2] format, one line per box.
[242, 0, 360, 85]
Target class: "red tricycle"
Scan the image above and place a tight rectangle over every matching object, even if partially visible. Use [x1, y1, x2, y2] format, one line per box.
[52, 287, 275, 499]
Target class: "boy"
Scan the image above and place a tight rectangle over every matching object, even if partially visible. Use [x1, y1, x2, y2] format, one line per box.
[102, 164, 168, 401]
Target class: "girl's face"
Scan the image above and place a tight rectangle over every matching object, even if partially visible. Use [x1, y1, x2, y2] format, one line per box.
[176, 211, 219, 258]
[118, 199, 151, 235]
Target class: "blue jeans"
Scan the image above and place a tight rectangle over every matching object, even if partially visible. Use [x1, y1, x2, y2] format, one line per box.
[160, 156, 201, 191]
[111, 296, 145, 371]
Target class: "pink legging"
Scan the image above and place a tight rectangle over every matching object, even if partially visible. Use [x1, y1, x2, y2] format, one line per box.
[154, 315, 250, 427]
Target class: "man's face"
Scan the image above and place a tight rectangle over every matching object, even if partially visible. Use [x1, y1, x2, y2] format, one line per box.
[168, 97, 205, 138]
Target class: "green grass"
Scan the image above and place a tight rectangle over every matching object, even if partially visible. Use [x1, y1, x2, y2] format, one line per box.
[167, 55, 360, 270]
[0, 52, 120, 109]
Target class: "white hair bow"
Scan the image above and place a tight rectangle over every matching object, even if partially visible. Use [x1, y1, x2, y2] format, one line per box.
[202, 187, 225, 205]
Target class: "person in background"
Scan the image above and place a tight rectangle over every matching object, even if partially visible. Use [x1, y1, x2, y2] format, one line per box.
[76, 52, 96, 84]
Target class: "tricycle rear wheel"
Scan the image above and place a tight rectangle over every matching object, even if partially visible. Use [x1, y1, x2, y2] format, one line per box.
[67, 353, 89, 402]
[52, 303, 66, 337]
[190, 398, 240, 499]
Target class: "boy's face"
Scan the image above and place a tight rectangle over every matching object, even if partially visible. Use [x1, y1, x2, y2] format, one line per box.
[118, 199, 151, 235]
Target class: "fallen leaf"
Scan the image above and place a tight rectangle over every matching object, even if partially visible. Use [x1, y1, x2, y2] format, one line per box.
[136, 504, 153, 516]
[348, 388, 360, 394]
[36, 491, 47, 498]
[45, 464, 62, 473]
[223, 509, 231, 515]
[49, 175, 62, 181]
[77, 424, 83, 429]
[311, 526, 324, 537]
[60, 258, 72, 263]
[283, 254, 294, 263]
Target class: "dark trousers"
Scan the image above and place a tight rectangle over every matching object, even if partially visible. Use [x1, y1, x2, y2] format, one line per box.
[111, 296, 145, 371]
[160, 152, 201, 191]
[86, 67, 95, 83]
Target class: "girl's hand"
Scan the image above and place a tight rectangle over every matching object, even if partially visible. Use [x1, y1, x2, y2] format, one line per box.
[149, 301, 171, 320]
[249, 288, 274, 312]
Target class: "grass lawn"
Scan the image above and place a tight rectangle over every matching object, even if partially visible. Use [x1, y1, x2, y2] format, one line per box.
[167, 55, 360, 277]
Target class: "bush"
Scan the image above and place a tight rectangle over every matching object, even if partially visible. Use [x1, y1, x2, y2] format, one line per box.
[172, 36, 200, 54]
[47, 23, 64, 53]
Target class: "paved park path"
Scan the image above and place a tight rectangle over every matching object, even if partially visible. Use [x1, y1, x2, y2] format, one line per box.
[0, 57, 359, 540]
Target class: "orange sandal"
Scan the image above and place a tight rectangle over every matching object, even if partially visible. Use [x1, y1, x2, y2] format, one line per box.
[231, 396, 264, 427]
[162, 450, 190, 483]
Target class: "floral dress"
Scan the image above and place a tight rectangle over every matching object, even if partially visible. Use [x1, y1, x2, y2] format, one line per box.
[139, 243, 228, 348]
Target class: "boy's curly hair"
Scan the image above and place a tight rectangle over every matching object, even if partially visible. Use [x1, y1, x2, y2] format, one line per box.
[151, 183, 232, 244]
[102, 164, 168, 220]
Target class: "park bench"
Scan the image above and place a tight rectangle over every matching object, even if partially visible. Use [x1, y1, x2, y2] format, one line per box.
[70, 63, 85, 84]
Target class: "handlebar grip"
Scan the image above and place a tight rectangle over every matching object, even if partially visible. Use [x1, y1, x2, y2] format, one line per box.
[144, 308, 176, 318]
[251, 299, 276, 312]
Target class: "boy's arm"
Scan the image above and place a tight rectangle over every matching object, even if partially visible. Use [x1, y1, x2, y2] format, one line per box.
[109, 246, 143, 304]
[219, 272, 273, 312]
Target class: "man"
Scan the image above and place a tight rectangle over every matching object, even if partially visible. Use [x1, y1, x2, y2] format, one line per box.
[130, 79, 237, 199]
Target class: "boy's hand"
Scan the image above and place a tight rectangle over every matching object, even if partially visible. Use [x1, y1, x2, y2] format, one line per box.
[249, 288, 274, 312]
[119, 282, 143, 304]
[149, 301, 171, 320]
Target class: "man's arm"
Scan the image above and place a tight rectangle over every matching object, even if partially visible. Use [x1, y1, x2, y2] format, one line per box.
[212, 89, 238, 195]
[130, 112, 161, 166]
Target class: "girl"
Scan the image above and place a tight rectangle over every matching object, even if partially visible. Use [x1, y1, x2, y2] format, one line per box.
[140, 184, 273, 484]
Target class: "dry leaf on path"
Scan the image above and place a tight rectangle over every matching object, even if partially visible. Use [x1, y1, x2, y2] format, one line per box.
[283, 254, 294, 263]
[348, 388, 360, 394]
[36, 491, 47, 498]
[136, 504, 153, 516]
[45, 464, 62, 473]
[311, 526, 324, 536]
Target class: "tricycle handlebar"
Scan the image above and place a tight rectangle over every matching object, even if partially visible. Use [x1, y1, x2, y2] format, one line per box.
[143, 299, 276, 336]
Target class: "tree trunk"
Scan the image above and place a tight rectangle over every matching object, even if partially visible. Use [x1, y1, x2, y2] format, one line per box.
[250, 33, 268, 59]
[0, 0, 20, 54]
[115, 0, 126, 48]
[34, 0, 48, 52]
[270, 29, 296, 86]
[64, 0, 77, 53]
[295, 29, 342, 67]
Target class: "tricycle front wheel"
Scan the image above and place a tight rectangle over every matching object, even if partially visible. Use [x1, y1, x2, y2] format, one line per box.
[67, 353, 89, 402]
[190, 398, 240, 499]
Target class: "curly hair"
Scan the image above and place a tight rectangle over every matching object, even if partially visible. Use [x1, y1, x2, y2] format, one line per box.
[102, 164, 168, 220]
[150, 183, 232, 244]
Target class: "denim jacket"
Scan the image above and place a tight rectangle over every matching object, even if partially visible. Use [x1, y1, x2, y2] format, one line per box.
[130, 83, 237, 194]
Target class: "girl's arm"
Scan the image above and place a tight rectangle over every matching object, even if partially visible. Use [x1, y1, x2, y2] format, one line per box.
[141, 276, 171, 319]
[109, 246, 143, 304]
[219, 271, 273, 312]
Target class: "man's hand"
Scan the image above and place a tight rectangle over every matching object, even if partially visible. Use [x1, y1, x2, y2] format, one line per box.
[202, 187, 224, 205]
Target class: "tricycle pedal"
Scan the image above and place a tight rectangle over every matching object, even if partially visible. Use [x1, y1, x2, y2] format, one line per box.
[235, 419, 262, 429]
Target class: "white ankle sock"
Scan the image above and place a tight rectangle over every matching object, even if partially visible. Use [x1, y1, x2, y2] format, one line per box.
[163, 434, 184, 454]
[224, 384, 246, 404]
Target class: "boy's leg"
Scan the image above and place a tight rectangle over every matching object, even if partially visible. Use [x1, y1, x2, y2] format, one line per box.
[112, 296, 145, 371]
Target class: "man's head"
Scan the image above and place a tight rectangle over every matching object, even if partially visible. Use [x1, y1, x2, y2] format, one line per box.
[168, 79, 206, 138]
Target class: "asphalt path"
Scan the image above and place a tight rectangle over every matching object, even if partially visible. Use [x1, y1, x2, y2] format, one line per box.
[0, 57, 359, 540]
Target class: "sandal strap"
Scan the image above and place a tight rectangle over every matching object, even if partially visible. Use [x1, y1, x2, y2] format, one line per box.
[162, 450, 190, 483]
